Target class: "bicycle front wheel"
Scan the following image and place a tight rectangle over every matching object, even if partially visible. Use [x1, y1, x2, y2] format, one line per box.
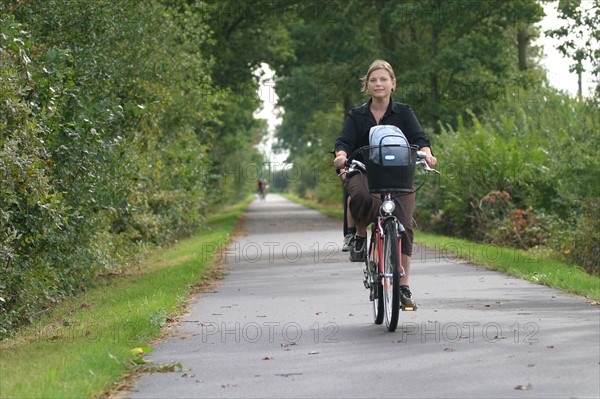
[367, 232, 384, 325]
[382, 219, 400, 332]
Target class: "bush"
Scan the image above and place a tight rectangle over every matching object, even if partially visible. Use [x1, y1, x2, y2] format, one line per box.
[552, 201, 600, 275]
[420, 87, 599, 274]
[1, 2, 265, 337]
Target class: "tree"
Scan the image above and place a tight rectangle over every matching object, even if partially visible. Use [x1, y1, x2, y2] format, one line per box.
[193, 0, 297, 196]
[273, 0, 545, 189]
[1, 0, 276, 335]
[545, 0, 599, 99]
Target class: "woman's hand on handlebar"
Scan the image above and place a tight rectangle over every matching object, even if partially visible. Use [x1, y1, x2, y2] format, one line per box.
[419, 147, 437, 168]
[425, 154, 437, 168]
[334, 152, 348, 170]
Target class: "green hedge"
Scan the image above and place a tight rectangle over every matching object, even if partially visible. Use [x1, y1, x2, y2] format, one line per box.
[420, 88, 599, 274]
[0, 2, 263, 337]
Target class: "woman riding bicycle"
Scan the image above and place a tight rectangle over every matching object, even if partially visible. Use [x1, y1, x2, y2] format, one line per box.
[333, 59, 437, 307]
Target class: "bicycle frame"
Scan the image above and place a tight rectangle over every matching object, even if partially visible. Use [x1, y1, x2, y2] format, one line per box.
[345, 146, 439, 332]
[371, 201, 405, 284]
[365, 192, 410, 331]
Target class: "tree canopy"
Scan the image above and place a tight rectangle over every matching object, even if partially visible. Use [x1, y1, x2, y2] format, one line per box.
[273, 0, 547, 161]
[0, 0, 293, 336]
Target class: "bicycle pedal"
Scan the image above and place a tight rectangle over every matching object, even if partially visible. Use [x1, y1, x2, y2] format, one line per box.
[362, 270, 370, 289]
[401, 304, 418, 311]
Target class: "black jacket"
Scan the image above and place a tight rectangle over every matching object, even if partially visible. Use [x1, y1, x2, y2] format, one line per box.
[334, 98, 431, 157]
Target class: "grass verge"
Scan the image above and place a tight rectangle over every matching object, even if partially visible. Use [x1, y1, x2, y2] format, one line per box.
[414, 232, 599, 301]
[0, 197, 252, 399]
[284, 194, 600, 301]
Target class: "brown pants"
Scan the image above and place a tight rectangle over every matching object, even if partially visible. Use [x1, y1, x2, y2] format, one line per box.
[346, 173, 415, 256]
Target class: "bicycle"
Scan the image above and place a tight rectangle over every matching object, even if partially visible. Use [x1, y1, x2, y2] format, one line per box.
[344, 145, 439, 332]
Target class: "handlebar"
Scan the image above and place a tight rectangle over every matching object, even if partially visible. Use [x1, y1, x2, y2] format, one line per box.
[339, 150, 440, 177]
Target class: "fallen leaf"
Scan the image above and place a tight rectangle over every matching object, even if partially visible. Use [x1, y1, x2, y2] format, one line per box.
[514, 384, 533, 390]
[275, 373, 303, 377]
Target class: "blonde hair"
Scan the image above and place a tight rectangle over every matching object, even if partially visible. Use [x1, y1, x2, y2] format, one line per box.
[360, 59, 396, 93]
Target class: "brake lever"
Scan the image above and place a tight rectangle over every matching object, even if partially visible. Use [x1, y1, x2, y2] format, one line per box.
[417, 159, 441, 175]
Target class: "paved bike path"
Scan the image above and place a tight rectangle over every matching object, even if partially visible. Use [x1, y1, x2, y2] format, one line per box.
[125, 194, 599, 398]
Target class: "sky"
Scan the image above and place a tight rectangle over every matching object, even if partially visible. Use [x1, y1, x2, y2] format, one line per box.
[255, 0, 597, 163]
[535, 0, 596, 97]
[254, 65, 284, 164]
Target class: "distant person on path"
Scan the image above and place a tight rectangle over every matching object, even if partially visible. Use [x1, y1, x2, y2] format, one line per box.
[333, 59, 437, 307]
[257, 179, 267, 200]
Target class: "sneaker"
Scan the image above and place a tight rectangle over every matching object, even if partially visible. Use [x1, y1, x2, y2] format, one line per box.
[400, 285, 416, 307]
[342, 234, 354, 252]
[350, 236, 366, 262]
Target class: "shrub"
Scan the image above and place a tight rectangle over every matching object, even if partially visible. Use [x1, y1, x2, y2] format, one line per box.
[551, 200, 600, 275]
[421, 87, 599, 274]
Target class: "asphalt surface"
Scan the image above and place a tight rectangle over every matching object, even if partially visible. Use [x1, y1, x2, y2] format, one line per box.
[124, 194, 599, 399]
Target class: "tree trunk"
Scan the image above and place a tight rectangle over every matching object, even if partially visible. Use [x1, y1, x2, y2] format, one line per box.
[577, 63, 583, 101]
[430, 2, 440, 131]
[517, 26, 530, 71]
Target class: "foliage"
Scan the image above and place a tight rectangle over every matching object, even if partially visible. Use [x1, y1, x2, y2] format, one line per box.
[273, 0, 546, 202]
[421, 87, 599, 274]
[0, 0, 291, 336]
[550, 199, 600, 274]
[0, 199, 248, 398]
[274, 0, 545, 160]
[545, 0, 600, 98]
[284, 106, 345, 203]
[268, 0, 598, 275]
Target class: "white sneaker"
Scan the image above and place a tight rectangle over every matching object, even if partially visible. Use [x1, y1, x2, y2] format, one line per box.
[342, 234, 354, 252]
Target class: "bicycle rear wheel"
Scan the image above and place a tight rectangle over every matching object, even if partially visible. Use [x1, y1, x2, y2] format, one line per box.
[382, 219, 400, 332]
